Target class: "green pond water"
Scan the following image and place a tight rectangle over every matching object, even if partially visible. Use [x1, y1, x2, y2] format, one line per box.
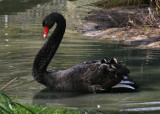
[0, 0, 160, 113]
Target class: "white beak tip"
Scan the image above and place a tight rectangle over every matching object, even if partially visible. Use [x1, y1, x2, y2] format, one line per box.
[43, 34, 47, 38]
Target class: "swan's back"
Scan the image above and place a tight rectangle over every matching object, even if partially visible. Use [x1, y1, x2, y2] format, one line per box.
[45, 58, 138, 92]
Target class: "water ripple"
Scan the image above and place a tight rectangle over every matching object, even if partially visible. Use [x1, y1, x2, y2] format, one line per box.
[121, 106, 160, 112]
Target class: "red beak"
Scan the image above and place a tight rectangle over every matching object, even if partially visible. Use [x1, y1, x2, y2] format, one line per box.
[43, 26, 49, 38]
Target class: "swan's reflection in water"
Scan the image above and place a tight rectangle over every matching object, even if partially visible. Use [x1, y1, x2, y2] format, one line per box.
[32, 88, 88, 106]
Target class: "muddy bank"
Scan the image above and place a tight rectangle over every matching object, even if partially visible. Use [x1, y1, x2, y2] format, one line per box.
[78, 7, 160, 49]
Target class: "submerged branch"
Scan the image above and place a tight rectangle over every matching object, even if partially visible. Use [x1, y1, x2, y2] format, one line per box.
[0, 77, 18, 91]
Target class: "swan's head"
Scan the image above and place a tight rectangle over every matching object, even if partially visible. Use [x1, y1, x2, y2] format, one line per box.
[42, 13, 56, 38]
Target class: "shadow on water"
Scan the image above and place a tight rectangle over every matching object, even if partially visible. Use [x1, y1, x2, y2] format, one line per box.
[34, 89, 87, 99]
[32, 88, 89, 105]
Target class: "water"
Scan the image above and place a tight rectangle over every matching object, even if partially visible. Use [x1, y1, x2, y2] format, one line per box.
[0, 0, 160, 113]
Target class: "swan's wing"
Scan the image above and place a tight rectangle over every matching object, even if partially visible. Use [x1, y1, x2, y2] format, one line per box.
[111, 75, 139, 92]
[112, 83, 135, 90]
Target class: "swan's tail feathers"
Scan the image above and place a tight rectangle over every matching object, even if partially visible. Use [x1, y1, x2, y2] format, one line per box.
[111, 76, 139, 92]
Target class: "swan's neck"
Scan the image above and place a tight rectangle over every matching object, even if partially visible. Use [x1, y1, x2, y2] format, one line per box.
[32, 14, 66, 83]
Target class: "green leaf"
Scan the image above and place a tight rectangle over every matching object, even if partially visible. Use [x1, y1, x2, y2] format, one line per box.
[0, 92, 12, 103]
[36, 106, 48, 114]
[0, 105, 11, 114]
[14, 102, 35, 114]
[8, 103, 13, 110]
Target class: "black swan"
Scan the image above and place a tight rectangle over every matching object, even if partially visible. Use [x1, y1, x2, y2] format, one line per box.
[32, 12, 139, 93]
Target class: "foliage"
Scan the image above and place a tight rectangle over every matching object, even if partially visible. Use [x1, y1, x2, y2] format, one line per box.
[0, 92, 104, 114]
[0, 91, 81, 114]
[99, 0, 149, 8]
[100, 0, 160, 11]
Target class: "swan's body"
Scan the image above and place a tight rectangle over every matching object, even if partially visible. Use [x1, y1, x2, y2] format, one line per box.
[32, 12, 138, 93]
